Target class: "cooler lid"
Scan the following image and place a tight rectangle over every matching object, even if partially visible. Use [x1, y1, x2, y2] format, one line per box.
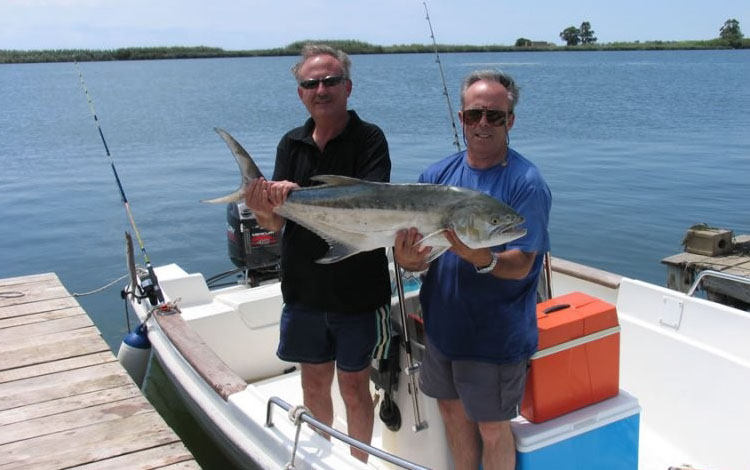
[536, 292, 619, 350]
[512, 389, 640, 452]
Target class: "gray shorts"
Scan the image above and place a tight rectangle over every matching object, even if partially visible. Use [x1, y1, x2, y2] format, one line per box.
[419, 338, 529, 422]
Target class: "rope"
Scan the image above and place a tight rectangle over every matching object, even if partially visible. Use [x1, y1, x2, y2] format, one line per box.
[72, 273, 130, 297]
[284, 405, 311, 470]
[0, 291, 24, 299]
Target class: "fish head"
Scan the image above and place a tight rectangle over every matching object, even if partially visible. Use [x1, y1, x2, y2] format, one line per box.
[448, 192, 526, 248]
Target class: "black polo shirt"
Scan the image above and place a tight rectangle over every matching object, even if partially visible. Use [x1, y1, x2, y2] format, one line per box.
[272, 110, 392, 313]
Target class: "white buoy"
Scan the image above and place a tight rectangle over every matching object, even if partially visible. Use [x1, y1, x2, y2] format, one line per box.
[117, 323, 151, 387]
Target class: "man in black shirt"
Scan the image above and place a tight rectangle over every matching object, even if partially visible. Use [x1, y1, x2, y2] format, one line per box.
[245, 44, 391, 462]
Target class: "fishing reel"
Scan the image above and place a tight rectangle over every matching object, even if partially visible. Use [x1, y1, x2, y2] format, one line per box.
[121, 274, 161, 306]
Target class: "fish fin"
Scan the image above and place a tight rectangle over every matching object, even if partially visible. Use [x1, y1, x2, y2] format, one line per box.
[416, 229, 450, 246]
[201, 128, 263, 204]
[310, 175, 368, 186]
[424, 246, 449, 263]
[316, 243, 362, 264]
[200, 188, 244, 204]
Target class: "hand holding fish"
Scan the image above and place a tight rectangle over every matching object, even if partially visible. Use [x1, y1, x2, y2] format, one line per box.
[443, 229, 495, 271]
[394, 228, 431, 272]
[266, 180, 300, 206]
[244, 178, 285, 231]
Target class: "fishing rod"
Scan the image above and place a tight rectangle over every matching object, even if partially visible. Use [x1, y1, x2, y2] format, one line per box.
[75, 61, 164, 306]
[423, 1, 461, 153]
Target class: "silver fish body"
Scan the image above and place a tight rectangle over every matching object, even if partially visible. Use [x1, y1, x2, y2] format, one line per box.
[204, 128, 526, 263]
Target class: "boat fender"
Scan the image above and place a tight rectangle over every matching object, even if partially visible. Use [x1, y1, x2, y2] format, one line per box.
[117, 323, 151, 387]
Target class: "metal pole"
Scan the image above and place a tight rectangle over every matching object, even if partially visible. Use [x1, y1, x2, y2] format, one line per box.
[392, 259, 428, 432]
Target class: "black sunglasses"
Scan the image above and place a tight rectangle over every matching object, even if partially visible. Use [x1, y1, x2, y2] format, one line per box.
[462, 108, 509, 127]
[298, 75, 346, 90]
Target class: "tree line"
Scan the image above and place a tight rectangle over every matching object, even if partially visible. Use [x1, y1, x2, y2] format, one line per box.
[1, 20, 747, 64]
[556, 18, 744, 48]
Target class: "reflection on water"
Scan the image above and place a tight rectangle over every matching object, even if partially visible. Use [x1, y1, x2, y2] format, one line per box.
[142, 355, 247, 470]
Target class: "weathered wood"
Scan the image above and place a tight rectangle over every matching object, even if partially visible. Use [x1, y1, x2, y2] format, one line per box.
[0, 295, 80, 320]
[0, 327, 110, 371]
[0, 313, 93, 342]
[0, 305, 84, 328]
[0, 272, 57, 286]
[0, 411, 182, 470]
[69, 442, 198, 469]
[0, 396, 153, 445]
[154, 311, 247, 400]
[0, 351, 114, 384]
[0, 275, 69, 308]
[0, 272, 199, 469]
[0, 383, 141, 426]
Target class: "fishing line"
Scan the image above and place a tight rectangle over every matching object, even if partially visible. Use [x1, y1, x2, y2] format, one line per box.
[74, 61, 164, 304]
[423, 1, 461, 153]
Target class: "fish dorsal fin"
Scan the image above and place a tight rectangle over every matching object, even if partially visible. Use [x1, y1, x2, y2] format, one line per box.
[310, 175, 367, 186]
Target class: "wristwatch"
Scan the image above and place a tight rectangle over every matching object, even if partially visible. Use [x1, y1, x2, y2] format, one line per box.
[475, 252, 498, 274]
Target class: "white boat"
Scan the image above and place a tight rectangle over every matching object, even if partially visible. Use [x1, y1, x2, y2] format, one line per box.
[127, 251, 750, 470]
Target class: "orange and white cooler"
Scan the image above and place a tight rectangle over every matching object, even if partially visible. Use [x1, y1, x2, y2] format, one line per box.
[520, 292, 620, 423]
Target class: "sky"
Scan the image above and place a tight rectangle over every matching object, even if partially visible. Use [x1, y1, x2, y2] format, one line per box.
[1, 0, 748, 51]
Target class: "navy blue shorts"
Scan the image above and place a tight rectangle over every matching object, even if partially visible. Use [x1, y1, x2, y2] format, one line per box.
[277, 303, 392, 372]
[419, 337, 529, 422]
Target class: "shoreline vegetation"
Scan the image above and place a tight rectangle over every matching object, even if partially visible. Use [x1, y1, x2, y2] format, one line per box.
[2, 38, 749, 64]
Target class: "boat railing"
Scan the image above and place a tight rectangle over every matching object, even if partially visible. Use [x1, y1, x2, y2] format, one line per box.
[266, 396, 432, 470]
[687, 269, 750, 297]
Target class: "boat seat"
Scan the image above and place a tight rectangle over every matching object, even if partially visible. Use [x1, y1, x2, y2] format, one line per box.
[215, 283, 283, 329]
[154, 265, 212, 308]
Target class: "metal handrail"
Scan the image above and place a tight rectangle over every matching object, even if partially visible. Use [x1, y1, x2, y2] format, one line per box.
[687, 269, 750, 297]
[265, 396, 433, 470]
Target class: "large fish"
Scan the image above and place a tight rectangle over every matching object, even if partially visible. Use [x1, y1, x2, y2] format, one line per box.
[203, 128, 526, 263]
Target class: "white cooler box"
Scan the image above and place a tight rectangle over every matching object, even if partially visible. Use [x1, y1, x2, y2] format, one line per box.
[512, 390, 640, 470]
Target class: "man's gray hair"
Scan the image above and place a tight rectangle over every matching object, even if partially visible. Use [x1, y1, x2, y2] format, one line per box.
[460, 70, 520, 112]
[291, 44, 352, 82]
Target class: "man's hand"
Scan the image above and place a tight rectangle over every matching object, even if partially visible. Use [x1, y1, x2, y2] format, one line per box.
[244, 178, 299, 231]
[394, 228, 431, 272]
[443, 229, 494, 270]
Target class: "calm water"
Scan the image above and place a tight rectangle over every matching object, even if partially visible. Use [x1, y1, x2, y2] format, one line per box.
[2, 50, 749, 468]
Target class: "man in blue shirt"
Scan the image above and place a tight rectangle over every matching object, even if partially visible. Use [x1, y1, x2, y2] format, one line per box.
[394, 70, 551, 470]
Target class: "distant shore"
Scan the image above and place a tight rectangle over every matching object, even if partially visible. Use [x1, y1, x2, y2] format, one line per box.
[2, 38, 748, 64]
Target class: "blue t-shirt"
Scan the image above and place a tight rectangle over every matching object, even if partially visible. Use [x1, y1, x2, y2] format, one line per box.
[418, 148, 551, 363]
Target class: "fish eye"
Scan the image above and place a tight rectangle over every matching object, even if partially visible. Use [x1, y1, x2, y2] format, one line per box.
[490, 217, 500, 225]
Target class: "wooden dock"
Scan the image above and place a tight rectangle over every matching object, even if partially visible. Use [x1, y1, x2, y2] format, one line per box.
[0, 272, 200, 469]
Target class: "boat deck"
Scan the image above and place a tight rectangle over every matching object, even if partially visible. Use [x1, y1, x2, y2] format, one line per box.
[0, 272, 200, 469]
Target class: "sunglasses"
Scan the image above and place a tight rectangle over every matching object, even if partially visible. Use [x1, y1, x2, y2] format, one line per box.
[298, 75, 346, 90]
[462, 108, 509, 127]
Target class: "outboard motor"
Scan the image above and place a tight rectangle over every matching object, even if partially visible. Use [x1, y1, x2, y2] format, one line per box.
[226, 201, 281, 285]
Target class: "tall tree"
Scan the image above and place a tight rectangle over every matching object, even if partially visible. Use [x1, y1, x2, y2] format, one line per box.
[560, 26, 581, 46]
[580, 21, 598, 44]
[720, 19, 743, 47]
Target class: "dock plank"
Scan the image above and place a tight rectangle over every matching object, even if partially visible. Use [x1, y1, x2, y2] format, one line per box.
[0, 411, 182, 470]
[0, 385, 141, 426]
[0, 295, 81, 320]
[0, 273, 199, 469]
[0, 313, 93, 342]
[1, 360, 134, 411]
[69, 442, 198, 469]
[0, 396, 152, 445]
[0, 305, 85, 329]
[0, 327, 110, 371]
[0, 351, 114, 384]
